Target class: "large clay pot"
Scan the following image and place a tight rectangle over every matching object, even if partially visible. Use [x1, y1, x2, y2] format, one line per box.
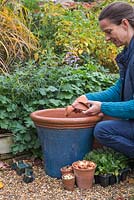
[30, 108, 101, 178]
[72, 160, 96, 189]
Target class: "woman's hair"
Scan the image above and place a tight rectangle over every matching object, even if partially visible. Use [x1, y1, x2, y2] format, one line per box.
[99, 2, 134, 28]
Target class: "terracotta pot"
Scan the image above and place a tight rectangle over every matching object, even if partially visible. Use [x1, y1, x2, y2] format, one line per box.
[60, 165, 73, 176]
[72, 160, 96, 189]
[62, 173, 75, 191]
[30, 108, 101, 129]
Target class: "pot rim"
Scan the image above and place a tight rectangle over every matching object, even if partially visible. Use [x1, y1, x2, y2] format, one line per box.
[72, 160, 96, 171]
[62, 173, 75, 179]
[30, 108, 101, 129]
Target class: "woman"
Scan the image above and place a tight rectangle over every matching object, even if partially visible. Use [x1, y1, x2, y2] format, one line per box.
[73, 2, 134, 158]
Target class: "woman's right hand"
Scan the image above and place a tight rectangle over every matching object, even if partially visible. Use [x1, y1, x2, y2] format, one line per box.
[72, 95, 89, 112]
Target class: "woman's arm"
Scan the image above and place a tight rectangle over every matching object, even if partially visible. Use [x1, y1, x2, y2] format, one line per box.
[101, 100, 134, 119]
[85, 79, 121, 102]
[83, 99, 134, 119]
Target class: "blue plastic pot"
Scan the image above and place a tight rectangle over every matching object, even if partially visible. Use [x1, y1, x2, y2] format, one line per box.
[30, 108, 101, 178]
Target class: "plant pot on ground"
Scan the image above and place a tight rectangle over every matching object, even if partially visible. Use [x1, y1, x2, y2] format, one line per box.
[98, 174, 111, 187]
[0, 133, 13, 154]
[95, 174, 117, 186]
[94, 175, 100, 184]
[60, 165, 73, 176]
[109, 174, 117, 185]
[72, 160, 96, 189]
[62, 173, 75, 191]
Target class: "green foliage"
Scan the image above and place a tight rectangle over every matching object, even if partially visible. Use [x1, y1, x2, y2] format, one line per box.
[84, 147, 128, 176]
[22, 0, 40, 11]
[0, 61, 117, 156]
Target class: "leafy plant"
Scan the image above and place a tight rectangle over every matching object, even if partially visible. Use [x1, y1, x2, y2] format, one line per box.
[84, 147, 128, 176]
[0, 61, 117, 156]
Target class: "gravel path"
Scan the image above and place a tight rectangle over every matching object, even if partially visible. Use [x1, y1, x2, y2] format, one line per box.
[0, 160, 134, 200]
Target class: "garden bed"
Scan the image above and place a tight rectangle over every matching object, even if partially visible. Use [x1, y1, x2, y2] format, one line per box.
[0, 159, 133, 200]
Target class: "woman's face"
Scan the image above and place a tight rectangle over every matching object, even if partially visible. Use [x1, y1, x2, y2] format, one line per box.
[99, 18, 130, 47]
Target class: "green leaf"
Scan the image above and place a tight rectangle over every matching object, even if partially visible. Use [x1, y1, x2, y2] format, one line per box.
[49, 99, 61, 106]
[38, 100, 46, 105]
[0, 111, 8, 119]
[61, 84, 72, 91]
[24, 134, 31, 142]
[24, 118, 35, 128]
[46, 86, 58, 92]
[38, 88, 46, 95]
[0, 96, 10, 104]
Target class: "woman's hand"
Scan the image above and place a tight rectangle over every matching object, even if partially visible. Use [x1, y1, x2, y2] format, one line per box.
[82, 100, 103, 116]
[72, 95, 89, 112]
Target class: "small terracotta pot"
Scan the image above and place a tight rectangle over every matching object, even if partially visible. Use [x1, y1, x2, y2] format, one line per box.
[60, 165, 73, 176]
[62, 173, 75, 191]
[72, 160, 96, 189]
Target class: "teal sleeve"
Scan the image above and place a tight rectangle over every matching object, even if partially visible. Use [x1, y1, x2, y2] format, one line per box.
[101, 100, 134, 119]
[85, 79, 121, 102]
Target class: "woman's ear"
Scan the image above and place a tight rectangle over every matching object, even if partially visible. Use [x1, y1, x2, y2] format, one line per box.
[121, 18, 129, 30]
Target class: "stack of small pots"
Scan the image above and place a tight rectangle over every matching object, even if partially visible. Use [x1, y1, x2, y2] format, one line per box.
[60, 160, 96, 191]
[60, 165, 75, 191]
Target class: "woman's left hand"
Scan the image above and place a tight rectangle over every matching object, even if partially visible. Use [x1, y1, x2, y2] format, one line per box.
[82, 100, 102, 116]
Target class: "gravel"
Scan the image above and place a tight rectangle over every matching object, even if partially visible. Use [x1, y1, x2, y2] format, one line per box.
[0, 159, 134, 200]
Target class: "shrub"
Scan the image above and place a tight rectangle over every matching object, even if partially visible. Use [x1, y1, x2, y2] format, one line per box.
[30, 1, 119, 71]
[0, 61, 117, 156]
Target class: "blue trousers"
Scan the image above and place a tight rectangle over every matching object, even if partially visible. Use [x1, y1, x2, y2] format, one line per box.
[94, 119, 134, 158]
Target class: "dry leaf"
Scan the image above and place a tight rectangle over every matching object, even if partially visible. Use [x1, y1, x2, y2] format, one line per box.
[0, 181, 4, 189]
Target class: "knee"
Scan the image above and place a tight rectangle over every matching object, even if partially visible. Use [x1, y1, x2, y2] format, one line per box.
[94, 121, 107, 140]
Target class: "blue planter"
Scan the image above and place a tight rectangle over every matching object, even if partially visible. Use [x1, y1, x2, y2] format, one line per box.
[37, 126, 94, 178]
[30, 108, 101, 178]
